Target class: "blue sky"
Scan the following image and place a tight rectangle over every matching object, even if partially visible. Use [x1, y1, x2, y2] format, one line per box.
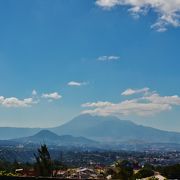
[0, 0, 180, 131]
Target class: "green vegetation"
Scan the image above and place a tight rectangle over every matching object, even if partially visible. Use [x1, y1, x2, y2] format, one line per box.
[157, 164, 180, 179]
[106, 160, 134, 180]
[34, 144, 53, 177]
[134, 167, 154, 179]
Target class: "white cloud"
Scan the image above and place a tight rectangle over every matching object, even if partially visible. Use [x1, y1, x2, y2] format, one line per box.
[82, 101, 114, 108]
[0, 96, 5, 104]
[0, 96, 37, 108]
[96, 0, 180, 31]
[67, 81, 87, 87]
[97, 55, 120, 61]
[0, 90, 62, 108]
[82, 99, 171, 117]
[81, 88, 180, 117]
[32, 89, 37, 96]
[143, 93, 180, 105]
[121, 87, 149, 96]
[42, 92, 62, 100]
[96, 0, 121, 9]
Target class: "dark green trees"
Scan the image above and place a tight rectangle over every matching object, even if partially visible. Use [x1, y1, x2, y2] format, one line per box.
[158, 164, 180, 179]
[106, 160, 134, 180]
[34, 144, 52, 177]
[134, 168, 154, 179]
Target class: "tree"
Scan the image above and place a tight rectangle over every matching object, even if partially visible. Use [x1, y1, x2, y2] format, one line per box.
[134, 168, 154, 179]
[106, 160, 134, 180]
[159, 164, 180, 179]
[34, 144, 52, 177]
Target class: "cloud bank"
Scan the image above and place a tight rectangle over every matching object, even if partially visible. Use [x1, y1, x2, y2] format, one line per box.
[0, 96, 37, 107]
[0, 90, 62, 108]
[82, 88, 180, 117]
[96, 0, 180, 31]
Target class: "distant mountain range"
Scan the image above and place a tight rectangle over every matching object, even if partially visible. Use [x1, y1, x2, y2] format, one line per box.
[52, 114, 180, 144]
[0, 114, 180, 147]
[11, 130, 98, 147]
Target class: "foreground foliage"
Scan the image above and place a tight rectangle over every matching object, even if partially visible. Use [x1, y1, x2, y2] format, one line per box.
[106, 160, 134, 180]
[157, 164, 180, 179]
[34, 144, 53, 177]
[134, 168, 154, 179]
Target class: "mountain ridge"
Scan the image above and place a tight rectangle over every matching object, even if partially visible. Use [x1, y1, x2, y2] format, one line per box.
[12, 129, 98, 147]
[51, 114, 180, 144]
[0, 114, 180, 145]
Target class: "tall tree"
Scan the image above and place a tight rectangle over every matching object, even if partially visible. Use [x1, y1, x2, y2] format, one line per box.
[34, 144, 52, 177]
